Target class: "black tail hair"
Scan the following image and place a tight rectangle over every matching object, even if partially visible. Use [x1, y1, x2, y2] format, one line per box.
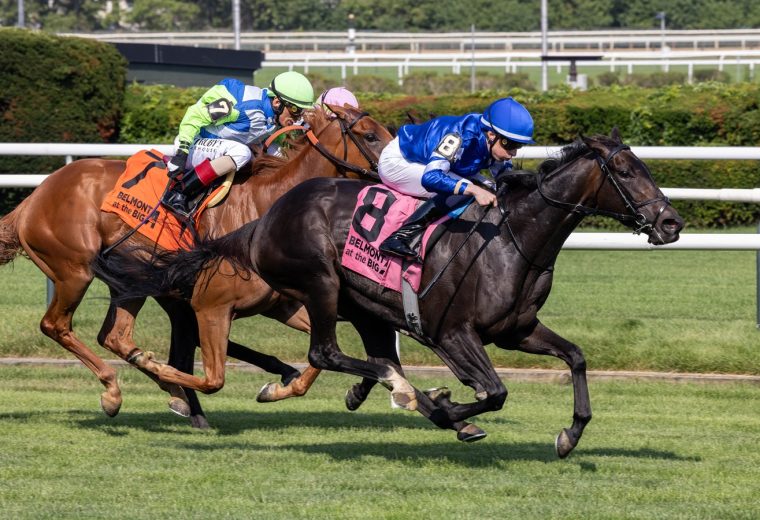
[91, 220, 259, 303]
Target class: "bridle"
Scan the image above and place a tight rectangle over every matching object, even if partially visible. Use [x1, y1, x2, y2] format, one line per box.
[264, 110, 380, 180]
[536, 143, 670, 237]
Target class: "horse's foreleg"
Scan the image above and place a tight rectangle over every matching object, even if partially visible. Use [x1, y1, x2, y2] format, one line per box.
[129, 308, 231, 395]
[97, 295, 191, 417]
[255, 302, 321, 402]
[41, 276, 122, 417]
[495, 320, 592, 458]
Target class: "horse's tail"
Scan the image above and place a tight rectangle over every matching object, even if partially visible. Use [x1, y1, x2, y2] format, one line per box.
[0, 198, 30, 266]
[91, 219, 260, 301]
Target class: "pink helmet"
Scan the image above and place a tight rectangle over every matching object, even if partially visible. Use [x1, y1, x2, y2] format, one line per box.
[317, 87, 359, 118]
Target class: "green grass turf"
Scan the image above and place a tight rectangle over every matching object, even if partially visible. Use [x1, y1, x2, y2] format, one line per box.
[1, 228, 758, 374]
[0, 366, 758, 519]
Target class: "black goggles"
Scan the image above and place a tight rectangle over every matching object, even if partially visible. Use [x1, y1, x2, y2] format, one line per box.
[499, 137, 524, 150]
[282, 101, 305, 117]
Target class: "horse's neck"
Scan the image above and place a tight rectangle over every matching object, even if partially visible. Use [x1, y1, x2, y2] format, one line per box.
[199, 130, 342, 236]
[504, 159, 596, 268]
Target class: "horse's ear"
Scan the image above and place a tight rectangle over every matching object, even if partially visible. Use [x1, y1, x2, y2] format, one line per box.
[610, 127, 623, 144]
[581, 134, 607, 156]
[325, 103, 347, 120]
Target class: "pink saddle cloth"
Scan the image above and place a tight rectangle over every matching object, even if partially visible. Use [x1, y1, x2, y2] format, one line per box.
[341, 185, 447, 292]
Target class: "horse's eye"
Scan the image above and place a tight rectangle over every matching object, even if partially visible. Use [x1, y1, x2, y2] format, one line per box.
[364, 133, 378, 142]
[618, 170, 633, 178]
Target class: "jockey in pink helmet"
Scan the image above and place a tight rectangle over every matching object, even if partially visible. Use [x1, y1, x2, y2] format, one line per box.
[316, 87, 360, 118]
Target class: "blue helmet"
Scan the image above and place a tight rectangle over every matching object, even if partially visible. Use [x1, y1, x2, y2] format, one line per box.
[480, 97, 535, 144]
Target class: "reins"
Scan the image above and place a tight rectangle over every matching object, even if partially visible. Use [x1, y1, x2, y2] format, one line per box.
[421, 140, 671, 297]
[536, 143, 670, 236]
[264, 112, 380, 180]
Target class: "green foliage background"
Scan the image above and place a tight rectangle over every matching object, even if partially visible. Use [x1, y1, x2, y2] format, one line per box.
[0, 28, 126, 209]
[4, 0, 760, 31]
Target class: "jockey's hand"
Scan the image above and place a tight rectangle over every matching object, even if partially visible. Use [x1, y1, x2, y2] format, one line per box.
[465, 184, 498, 207]
[167, 150, 188, 177]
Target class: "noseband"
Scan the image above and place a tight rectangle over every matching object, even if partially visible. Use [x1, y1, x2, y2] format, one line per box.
[537, 143, 670, 235]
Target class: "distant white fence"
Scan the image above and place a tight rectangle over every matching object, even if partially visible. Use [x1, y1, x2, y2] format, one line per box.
[64, 29, 760, 53]
[2, 142, 760, 323]
[262, 55, 760, 85]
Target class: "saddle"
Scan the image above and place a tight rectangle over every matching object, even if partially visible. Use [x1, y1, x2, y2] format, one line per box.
[101, 149, 234, 251]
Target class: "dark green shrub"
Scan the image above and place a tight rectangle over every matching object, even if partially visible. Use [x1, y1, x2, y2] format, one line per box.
[595, 71, 622, 87]
[345, 75, 400, 95]
[693, 69, 731, 83]
[0, 28, 127, 213]
[625, 71, 688, 88]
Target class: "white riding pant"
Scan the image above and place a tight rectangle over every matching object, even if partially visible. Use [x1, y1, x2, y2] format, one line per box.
[177, 136, 253, 174]
[378, 137, 465, 199]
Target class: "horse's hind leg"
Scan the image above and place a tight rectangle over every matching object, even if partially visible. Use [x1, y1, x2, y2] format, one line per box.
[495, 320, 592, 459]
[97, 294, 191, 417]
[39, 276, 122, 416]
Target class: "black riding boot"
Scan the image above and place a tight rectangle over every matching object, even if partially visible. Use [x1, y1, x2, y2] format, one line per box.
[161, 168, 206, 217]
[379, 198, 446, 259]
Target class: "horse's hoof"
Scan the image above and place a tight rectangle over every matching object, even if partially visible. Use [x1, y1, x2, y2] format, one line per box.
[100, 393, 122, 417]
[457, 424, 487, 443]
[256, 382, 281, 403]
[423, 387, 451, 403]
[345, 385, 366, 411]
[391, 391, 418, 411]
[190, 414, 211, 430]
[555, 428, 576, 459]
[168, 397, 191, 417]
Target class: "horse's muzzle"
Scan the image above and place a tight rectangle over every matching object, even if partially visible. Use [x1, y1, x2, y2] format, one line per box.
[647, 204, 684, 245]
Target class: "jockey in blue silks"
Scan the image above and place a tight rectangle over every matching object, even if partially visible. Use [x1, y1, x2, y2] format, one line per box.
[378, 97, 535, 259]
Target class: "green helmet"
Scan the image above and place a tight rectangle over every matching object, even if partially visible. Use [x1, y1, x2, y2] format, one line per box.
[268, 71, 315, 109]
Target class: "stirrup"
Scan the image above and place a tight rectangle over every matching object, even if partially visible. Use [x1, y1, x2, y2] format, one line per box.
[161, 192, 192, 218]
[379, 237, 419, 260]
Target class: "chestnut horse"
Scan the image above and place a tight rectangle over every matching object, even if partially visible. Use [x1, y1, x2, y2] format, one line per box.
[0, 106, 391, 426]
[103, 130, 682, 455]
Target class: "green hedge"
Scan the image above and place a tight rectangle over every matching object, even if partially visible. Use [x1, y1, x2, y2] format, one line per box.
[0, 29, 126, 212]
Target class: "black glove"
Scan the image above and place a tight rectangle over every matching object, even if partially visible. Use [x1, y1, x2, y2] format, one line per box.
[167, 150, 189, 177]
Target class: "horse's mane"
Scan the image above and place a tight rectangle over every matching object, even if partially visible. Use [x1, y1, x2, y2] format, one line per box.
[537, 134, 618, 177]
[250, 109, 333, 178]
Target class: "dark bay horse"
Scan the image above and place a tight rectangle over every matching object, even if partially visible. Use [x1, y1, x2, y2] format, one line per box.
[122, 129, 682, 456]
[0, 106, 391, 426]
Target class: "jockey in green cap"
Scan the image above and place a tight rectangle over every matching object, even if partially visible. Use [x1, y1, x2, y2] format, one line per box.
[162, 71, 315, 217]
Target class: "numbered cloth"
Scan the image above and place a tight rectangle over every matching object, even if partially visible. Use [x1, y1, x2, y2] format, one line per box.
[341, 185, 451, 292]
[100, 149, 226, 251]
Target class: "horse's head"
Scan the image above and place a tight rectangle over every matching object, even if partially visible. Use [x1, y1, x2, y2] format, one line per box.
[315, 104, 394, 180]
[581, 128, 683, 245]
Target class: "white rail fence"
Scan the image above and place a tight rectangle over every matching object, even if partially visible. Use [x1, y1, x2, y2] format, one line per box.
[262, 55, 760, 85]
[1, 143, 760, 324]
[65, 29, 760, 53]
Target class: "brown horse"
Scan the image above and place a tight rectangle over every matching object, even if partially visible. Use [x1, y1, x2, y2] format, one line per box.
[0, 106, 391, 425]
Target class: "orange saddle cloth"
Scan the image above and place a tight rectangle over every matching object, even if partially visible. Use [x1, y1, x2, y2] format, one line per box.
[101, 149, 224, 251]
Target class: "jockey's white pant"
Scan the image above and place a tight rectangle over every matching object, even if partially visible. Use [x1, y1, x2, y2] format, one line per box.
[378, 137, 465, 199]
[176, 136, 253, 174]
